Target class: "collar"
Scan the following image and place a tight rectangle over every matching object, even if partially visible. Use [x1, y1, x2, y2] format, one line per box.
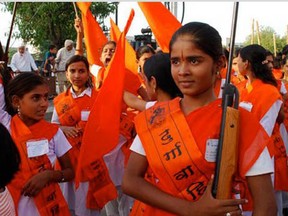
[70, 87, 92, 98]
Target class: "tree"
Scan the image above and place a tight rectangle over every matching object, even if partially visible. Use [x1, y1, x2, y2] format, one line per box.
[2, 2, 116, 54]
[243, 25, 286, 54]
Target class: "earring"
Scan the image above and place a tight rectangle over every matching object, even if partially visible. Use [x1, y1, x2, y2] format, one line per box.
[17, 106, 21, 117]
[137, 66, 141, 73]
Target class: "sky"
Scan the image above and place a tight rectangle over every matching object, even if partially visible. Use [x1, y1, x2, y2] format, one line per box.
[1, 1, 288, 49]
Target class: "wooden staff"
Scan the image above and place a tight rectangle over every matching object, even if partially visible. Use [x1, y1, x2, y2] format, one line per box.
[73, 2, 79, 18]
[212, 2, 240, 199]
[251, 19, 254, 44]
[256, 20, 261, 45]
[2, 2, 18, 65]
[273, 33, 277, 57]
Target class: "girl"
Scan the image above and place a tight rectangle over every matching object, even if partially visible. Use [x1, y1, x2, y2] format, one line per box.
[0, 72, 73, 216]
[122, 22, 277, 216]
[238, 44, 287, 216]
[51, 55, 99, 216]
[124, 52, 182, 111]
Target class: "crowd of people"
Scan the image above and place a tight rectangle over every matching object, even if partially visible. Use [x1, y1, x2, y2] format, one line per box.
[0, 14, 287, 216]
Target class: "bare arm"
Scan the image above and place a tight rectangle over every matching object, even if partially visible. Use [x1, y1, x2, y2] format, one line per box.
[21, 152, 74, 197]
[74, 18, 84, 56]
[123, 91, 147, 111]
[122, 152, 245, 216]
[247, 174, 277, 216]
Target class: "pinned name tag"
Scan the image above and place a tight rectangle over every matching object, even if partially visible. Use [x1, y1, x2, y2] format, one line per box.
[81, 110, 90, 121]
[239, 101, 253, 112]
[26, 139, 49, 158]
[205, 139, 219, 162]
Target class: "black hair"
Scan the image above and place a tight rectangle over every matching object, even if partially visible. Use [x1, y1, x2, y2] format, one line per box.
[0, 123, 20, 188]
[49, 44, 56, 50]
[239, 44, 277, 87]
[143, 52, 182, 99]
[5, 72, 47, 116]
[169, 22, 223, 61]
[136, 45, 156, 60]
[64, 55, 93, 93]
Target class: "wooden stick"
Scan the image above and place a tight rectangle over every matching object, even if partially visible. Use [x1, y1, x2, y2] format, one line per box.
[251, 19, 254, 44]
[273, 33, 277, 57]
[256, 20, 261, 45]
[73, 2, 79, 18]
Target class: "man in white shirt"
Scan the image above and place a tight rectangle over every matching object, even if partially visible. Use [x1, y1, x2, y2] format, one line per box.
[10, 43, 39, 75]
[55, 40, 75, 93]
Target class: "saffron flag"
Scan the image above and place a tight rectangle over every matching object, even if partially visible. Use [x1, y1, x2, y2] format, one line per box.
[138, 2, 181, 53]
[76, 8, 135, 189]
[109, 18, 141, 95]
[77, 2, 107, 66]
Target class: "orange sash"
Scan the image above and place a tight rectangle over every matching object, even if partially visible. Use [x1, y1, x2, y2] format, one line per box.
[7, 115, 70, 216]
[53, 89, 97, 171]
[134, 98, 270, 214]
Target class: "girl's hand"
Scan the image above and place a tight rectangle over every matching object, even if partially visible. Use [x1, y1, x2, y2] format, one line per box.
[21, 170, 52, 197]
[186, 176, 246, 216]
[60, 126, 82, 138]
[74, 18, 83, 34]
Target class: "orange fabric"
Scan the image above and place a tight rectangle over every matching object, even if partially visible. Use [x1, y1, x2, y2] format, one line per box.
[109, 18, 142, 94]
[284, 82, 288, 131]
[7, 116, 70, 216]
[272, 68, 283, 80]
[134, 98, 269, 214]
[271, 123, 288, 191]
[77, 2, 108, 66]
[76, 10, 135, 209]
[138, 2, 181, 53]
[53, 89, 97, 172]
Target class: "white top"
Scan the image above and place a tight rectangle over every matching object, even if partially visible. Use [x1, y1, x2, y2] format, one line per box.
[0, 187, 16, 216]
[0, 84, 71, 216]
[51, 87, 92, 124]
[55, 47, 75, 71]
[10, 51, 38, 72]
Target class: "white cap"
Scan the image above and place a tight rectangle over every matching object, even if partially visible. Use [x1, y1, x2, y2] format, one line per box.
[64, 39, 73, 47]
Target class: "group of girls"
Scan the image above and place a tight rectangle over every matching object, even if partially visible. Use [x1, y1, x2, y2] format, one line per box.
[1, 19, 287, 216]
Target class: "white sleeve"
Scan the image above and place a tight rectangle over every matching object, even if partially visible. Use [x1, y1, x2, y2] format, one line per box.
[0, 84, 11, 131]
[130, 135, 146, 156]
[260, 100, 283, 136]
[52, 128, 72, 157]
[51, 108, 60, 124]
[90, 64, 102, 77]
[245, 147, 274, 176]
[29, 53, 38, 70]
[10, 54, 17, 72]
[280, 81, 287, 95]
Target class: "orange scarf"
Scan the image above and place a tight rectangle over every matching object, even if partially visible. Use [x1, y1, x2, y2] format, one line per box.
[134, 97, 270, 214]
[53, 89, 97, 171]
[8, 115, 70, 216]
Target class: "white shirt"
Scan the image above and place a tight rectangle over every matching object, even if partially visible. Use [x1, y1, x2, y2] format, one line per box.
[55, 47, 75, 71]
[10, 51, 38, 72]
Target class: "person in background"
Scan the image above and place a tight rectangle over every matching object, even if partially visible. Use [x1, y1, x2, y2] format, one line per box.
[10, 43, 39, 76]
[55, 40, 75, 93]
[42, 44, 57, 77]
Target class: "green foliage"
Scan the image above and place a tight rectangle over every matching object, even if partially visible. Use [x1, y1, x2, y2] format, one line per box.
[243, 25, 287, 54]
[2, 2, 115, 57]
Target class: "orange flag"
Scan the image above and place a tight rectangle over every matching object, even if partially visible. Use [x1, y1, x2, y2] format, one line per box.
[77, 2, 107, 66]
[110, 18, 138, 75]
[138, 2, 182, 53]
[110, 18, 142, 95]
[77, 9, 135, 181]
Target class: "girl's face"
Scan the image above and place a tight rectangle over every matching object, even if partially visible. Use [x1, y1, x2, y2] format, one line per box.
[137, 52, 154, 82]
[283, 60, 288, 74]
[170, 35, 220, 98]
[100, 43, 116, 68]
[237, 54, 248, 76]
[143, 75, 157, 101]
[232, 57, 239, 73]
[15, 84, 49, 126]
[66, 61, 89, 90]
